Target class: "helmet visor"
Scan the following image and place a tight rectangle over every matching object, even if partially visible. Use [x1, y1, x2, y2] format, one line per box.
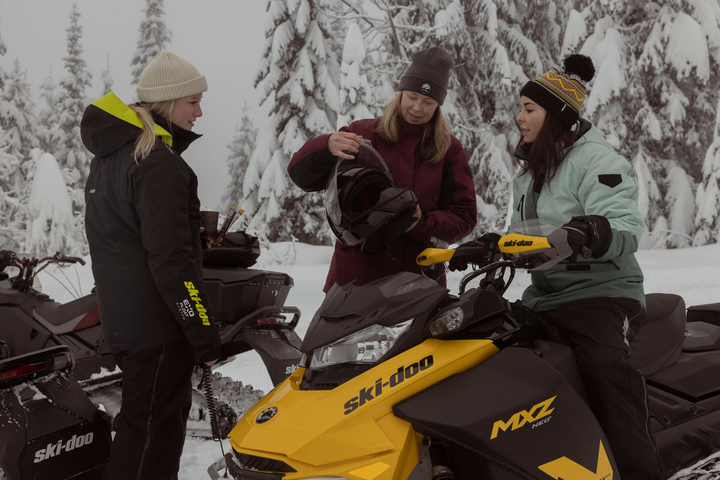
[324, 139, 393, 226]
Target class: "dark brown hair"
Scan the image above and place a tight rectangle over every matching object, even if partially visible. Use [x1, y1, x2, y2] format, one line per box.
[516, 113, 578, 188]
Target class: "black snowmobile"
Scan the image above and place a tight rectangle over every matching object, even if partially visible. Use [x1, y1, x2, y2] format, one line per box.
[218, 220, 720, 480]
[0, 232, 304, 480]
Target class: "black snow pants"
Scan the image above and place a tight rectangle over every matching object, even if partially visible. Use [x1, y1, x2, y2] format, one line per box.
[107, 337, 196, 480]
[538, 297, 665, 480]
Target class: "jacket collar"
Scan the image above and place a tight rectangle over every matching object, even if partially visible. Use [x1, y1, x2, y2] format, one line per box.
[397, 117, 425, 138]
[151, 113, 202, 154]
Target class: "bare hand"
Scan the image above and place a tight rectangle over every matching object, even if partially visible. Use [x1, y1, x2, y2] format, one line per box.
[199, 227, 213, 248]
[405, 204, 422, 232]
[204, 358, 218, 366]
[328, 132, 362, 159]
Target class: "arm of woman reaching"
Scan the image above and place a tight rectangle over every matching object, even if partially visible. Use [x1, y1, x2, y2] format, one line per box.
[287, 124, 366, 192]
[404, 139, 478, 244]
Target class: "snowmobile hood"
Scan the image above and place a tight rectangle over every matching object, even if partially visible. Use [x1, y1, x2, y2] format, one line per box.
[80, 92, 201, 158]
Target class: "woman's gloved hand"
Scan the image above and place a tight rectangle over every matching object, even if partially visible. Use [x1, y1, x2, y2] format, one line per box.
[448, 233, 501, 271]
[561, 215, 612, 260]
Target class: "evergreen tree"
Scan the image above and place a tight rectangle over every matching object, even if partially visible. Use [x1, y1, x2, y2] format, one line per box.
[0, 128, 24, 243]
[0, 59, 39, 223]
[695, 96, 720, 245]
[37, 68, 63, 156]
[100, 54, 114, 95]
[25, 150, 83, 256]
[337, 21, 372, 128]
[130, 0, 172, 85]
[57, 3, 93, 191]
[0, 59, 40, 164]
[247, 0, 341, 244]
[0, 27, 7, 91]
[221, 105, 258, 210]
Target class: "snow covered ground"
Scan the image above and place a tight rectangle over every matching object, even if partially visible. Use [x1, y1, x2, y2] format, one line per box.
[34, 240, 720, 479]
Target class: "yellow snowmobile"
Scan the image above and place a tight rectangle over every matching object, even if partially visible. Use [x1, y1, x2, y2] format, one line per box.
[213, 220, 720, 479]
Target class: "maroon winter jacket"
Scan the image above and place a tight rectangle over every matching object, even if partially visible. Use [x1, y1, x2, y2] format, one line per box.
[288, 117, 477, 292]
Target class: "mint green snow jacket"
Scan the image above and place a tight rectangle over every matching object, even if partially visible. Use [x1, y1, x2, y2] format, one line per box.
[511, 120, 645, 311]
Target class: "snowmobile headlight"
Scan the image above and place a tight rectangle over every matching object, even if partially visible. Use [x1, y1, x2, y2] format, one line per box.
[310, 319, 413, 369]
[428, 307, 464, 337]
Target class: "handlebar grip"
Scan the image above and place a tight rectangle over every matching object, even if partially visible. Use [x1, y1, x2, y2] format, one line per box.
[57, 256, 86, 266]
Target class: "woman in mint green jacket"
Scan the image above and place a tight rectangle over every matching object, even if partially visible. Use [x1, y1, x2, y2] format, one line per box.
[511, 55, 662, 480]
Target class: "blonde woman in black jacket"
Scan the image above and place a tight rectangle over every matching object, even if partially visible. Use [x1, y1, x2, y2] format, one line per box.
[81, 51, 220, 480]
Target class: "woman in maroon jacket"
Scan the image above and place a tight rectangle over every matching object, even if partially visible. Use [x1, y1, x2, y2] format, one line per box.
[288, 47, 477, 292]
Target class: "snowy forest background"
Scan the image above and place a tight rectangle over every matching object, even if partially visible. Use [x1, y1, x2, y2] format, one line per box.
[2, 0, 720, 257]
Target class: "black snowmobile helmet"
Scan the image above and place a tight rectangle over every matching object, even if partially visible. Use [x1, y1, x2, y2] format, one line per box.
[325, 141, 418, 254]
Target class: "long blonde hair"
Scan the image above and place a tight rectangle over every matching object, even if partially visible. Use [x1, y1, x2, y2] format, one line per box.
[128, 100, 175, 162]
[375, 92, 452, 165]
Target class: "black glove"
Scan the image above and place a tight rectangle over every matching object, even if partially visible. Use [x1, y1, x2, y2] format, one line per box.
[448, 233, 501, 271]
[561, 215, 612, 261]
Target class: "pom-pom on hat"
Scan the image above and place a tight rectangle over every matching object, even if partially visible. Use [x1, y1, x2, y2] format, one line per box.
[398, 47, 453, 105]
[137, 51, 208, 103]
[520, 54, 595, 127]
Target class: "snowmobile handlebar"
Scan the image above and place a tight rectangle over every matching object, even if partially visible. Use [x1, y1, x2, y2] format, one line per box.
[417, 228, 573, 294]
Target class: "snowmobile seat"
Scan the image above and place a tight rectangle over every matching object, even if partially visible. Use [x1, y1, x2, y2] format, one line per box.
[33, 294, 99, 335]
[629, 293, 686, 376]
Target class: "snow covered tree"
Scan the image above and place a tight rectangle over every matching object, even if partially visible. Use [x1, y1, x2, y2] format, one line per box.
[0, 128, 25, 243]
[130, 0, 172, 85]
[221, 105, 258, 211]
[0, 59, 40, 165]
[37, 68, 63, 156]
[25, 150, 84, 256]
[56, 3, 93, 191]
[247, 0, 341, 244]
[100, 55, 114, 95]
[695, 95, 720, 245]
[0, 27, 7, 91]
[337, 21, 372, 128]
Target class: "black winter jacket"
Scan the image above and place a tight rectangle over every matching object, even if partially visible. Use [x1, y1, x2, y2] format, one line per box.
[81, 92, 220, 362]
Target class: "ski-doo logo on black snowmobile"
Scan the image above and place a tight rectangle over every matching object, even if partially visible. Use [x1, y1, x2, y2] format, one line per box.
[256, 407, 278, 424]
[491, 396, 556, 439]
[504, 239, 533, 247]
[33, 432, 95, 463]
[343, 355, 434, 415]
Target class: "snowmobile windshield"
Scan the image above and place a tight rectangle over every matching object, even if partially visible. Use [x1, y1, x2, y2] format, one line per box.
[324, 139, 393, 226]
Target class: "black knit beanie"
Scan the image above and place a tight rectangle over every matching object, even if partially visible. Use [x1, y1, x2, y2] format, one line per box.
[398, 47, 453, 105]
[520, 54, 596, 127]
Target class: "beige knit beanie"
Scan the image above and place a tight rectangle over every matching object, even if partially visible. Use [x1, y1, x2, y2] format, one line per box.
[136, 51, 208, 103]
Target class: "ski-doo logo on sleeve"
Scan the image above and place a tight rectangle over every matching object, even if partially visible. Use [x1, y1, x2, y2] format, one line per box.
[34, 433, 94, 463]
[343, 355, 434, 415]
[491, 396, 556, 439]
[184, 281, 210, 326]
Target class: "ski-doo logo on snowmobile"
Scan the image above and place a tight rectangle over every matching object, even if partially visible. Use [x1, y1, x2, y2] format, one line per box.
[490, 396, 556, 440]
[343, 355, 434, 415]
[33, 432, 95, 463]
[419, 83, 432, 95]
[504, 239, 533, 247]
[285, 364, 299, 375]
[184, 281, 210, 326]
[256, 406, 278, 424]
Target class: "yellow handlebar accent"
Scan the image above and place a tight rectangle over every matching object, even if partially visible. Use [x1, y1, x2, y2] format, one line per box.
[417, 248, 455, 266]
[498, 234, 552, 254]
